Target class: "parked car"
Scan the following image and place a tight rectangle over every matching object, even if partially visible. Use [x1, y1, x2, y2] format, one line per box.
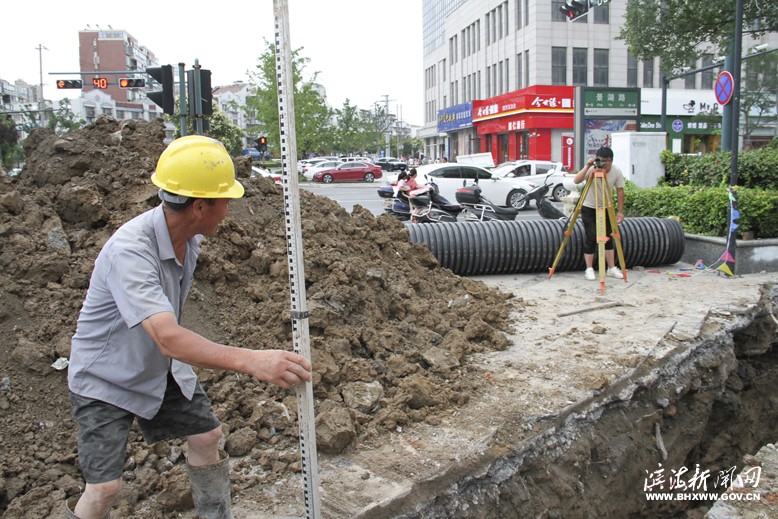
[375, 157, 408, 172]
[414, 163, 536, 210]
[341, 156, 373, 163]
[302, 160, 342, 180]
[312, 161, 382, 183]
[490, 160, 571, 202]
[251, 166, 282, 185]
[241, 148, 261, 160]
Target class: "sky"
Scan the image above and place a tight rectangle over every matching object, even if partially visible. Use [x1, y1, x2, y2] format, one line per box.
[1, 1, 425, 125]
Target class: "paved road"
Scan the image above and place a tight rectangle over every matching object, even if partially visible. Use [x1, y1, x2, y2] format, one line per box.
[300, 181, 564, 221]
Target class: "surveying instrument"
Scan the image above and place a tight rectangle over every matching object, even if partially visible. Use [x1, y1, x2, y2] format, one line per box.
[548, 158, 627, 293]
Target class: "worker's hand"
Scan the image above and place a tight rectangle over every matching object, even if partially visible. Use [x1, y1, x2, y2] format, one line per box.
[586, 157, 596, 167]
[250, 350, 312, 389]
[616, 211, 625, 223]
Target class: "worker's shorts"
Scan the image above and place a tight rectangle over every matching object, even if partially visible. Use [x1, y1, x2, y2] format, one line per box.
[581, 205, 614, 254]
[69, 373, 221, 484]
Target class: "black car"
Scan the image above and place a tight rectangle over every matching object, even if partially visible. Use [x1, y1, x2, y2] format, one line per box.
[375, 158, 408, 172]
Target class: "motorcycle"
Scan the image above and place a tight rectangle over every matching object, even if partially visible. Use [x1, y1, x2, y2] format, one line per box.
[520, 173, 566, 220]
[377, 181, 462, 223]
[455, 185, 519, 221]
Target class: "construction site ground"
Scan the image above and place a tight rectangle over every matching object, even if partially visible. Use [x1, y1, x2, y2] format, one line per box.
[0, 118, 776, 518]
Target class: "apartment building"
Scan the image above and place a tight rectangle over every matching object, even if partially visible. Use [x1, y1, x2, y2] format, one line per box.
[422, 0, 777, 166]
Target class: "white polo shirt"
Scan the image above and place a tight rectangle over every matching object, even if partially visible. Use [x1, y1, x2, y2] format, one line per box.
[68, 205, 201, 419]
[582, 164, 625, 209]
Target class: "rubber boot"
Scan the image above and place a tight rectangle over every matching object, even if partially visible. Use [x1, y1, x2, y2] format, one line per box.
[186, 451, 233, 519]
[65, 494, 111, 519]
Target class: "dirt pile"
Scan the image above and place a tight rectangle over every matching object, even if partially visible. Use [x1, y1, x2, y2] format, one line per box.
[0, 116, 517, 518]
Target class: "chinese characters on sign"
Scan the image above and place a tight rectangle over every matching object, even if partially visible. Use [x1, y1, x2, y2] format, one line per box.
[643, 463, 762, 502]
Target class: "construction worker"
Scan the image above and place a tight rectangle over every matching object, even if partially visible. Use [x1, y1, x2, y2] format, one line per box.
[66, 135, 311, 519]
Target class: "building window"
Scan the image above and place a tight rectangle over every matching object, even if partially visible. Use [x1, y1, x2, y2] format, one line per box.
[594, 3, 609, 23]
[685, 59, 696, 89]
[594, 49, 609, 86]
[627, 53, 638, 87]
[516, 53, 524, 89]
[552, 0, 567, 22]
[524, 51, 529, 87]
[524, 0, 529, 26]
[643, 59, 654, 88]
[552, 47, 567, 85]
[573, 48, 588, 85]
[517, 0, 523, 28]
[701, 54, 715, 89]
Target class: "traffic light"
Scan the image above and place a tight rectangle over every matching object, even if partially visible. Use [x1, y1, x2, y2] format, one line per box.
[56, 79, 83, 89]
[560, 0, 590, 21]
[146, 65, 175, 115]
[187, 68, 213, 116]
[119, 78, 145, 88]
[256, 136, 268, 152]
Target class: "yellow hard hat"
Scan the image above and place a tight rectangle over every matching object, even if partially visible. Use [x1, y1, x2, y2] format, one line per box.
[152, 135, 244, 199]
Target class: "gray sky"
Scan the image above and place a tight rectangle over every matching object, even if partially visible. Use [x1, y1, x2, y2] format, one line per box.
[1, 1, 424, 125]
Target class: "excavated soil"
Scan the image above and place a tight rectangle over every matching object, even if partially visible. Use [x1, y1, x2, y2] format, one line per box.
[0, 117, 518, 518]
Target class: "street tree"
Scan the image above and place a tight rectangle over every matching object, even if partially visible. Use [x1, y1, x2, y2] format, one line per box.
[741, 50, 778, 147]
[246, 40, 332, 158]
[171, 102, 245, 156]
[619, 0, 778, 72]
[333, 99, 386, 155]
[0, 114, 20, 169]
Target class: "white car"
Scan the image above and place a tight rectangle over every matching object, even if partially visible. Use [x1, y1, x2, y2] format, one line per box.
[414, 163, 536, 210]
[251, 166, 282, 185]
[302, 160, 342, 180]
[490, 160, 572, 202]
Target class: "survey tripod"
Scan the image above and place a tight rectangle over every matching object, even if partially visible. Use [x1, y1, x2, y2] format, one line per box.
[548, 162, 627, 294]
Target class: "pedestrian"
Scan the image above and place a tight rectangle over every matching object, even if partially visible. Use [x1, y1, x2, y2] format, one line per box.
[571, 146, 625, 280]
[66, 135, 312, 519]
[441, 156, 448, 163]
[406, 168, 419, 191]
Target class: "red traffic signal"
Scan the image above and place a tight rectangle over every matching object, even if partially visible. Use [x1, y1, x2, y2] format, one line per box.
[56, 79, 83, 89]
[259, 137, 267, 146]
[119, 78, 145, 88]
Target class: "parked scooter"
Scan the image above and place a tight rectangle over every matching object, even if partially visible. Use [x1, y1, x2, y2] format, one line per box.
[521, 174, 566, 220]
[377, 181, 462, 223]
[455, 185, 519, 221]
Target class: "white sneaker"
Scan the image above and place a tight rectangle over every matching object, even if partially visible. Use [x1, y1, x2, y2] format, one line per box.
[607, 266, 623, 279]
[584, 268, 595, 280]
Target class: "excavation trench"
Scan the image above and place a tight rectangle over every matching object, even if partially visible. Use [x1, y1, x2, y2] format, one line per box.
[362, 288, 778, 518]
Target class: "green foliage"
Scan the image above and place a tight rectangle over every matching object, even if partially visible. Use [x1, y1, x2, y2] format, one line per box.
[169, 102, 243, 155]
[47, 99, 85, 134]
[624, 182, 778, 238]
[661, 142, 778, 189]
[0, 114, 20, 169]
[619, 0, 778, 72]
[333, 99, 385, 155]
[245, 40, 333, 158]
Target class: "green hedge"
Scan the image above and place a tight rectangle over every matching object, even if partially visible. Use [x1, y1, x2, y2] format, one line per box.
[624, 183, 778, 238]
[661, 138, 778, 189]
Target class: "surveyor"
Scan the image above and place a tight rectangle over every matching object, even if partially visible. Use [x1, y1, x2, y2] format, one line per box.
[66, 135, 312, 519]
[572, 145, 626, 281]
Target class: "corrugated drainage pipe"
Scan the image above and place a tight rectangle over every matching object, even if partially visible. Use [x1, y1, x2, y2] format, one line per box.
[406, 217, 685, 276]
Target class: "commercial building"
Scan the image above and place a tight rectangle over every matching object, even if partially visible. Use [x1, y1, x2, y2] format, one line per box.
[421, 0, 777, 167]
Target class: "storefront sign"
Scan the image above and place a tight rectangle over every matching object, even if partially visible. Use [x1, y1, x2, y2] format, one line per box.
[437, 103, 473, 132]
[583, 88, 640, 116]
[473, 90, 574, 122]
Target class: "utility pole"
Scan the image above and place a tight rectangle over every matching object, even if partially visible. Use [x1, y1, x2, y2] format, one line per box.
[35, 44, 48, 101]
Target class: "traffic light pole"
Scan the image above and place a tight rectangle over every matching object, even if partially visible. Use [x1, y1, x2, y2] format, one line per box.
[178, 63, 187, 137]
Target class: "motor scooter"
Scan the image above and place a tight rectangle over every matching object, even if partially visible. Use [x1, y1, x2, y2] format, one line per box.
[521, 173, 566, 219]
[377, 181, 462, 222]
[455, 185, 519, 221]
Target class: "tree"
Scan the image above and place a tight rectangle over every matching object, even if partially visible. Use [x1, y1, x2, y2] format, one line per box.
[333, 100, 386, 155]
[48, 99, 85, 133]
[0, 114, 20, 169]
[245, 40, 332, 158]
[741, 51, 778, 147]
[619, 0, 778, 73]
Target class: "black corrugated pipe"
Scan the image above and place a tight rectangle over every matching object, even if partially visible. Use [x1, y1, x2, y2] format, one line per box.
[406, 217, 685, 276]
